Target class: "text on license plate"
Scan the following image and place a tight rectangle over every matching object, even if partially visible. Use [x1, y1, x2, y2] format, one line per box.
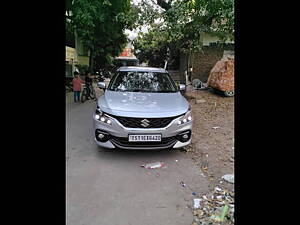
[128, 134, 161, 142]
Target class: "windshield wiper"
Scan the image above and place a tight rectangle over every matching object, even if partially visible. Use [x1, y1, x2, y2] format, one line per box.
[131, 89, 150, 92]
[157, 90, 177, 93]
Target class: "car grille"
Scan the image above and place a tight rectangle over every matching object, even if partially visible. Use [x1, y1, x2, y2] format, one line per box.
[110, 136, 177, 149]
[109, 115, 181, 128]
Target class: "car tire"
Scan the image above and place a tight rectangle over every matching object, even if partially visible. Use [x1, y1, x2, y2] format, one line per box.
[81, 89, 87, 103]
[224, 90, 235, 97]
[90, 88, 96, 100]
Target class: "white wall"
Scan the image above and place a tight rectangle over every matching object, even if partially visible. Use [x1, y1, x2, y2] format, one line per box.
[202, 33, 234, 46]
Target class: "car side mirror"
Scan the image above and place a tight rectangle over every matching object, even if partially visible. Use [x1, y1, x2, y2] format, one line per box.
[179, 84, 186, 91]
[97, 82, 106, 90]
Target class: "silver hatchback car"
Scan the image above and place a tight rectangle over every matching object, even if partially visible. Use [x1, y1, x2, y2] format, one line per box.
[93, 66, 192, 150]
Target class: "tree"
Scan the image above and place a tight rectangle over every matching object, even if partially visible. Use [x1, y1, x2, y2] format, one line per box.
[66, 0, 135, 71]
[133, 23, 167, 67]
[133, 0, 234, 61]
[164, 0, 234, 51]
[66, 19, 75, 48]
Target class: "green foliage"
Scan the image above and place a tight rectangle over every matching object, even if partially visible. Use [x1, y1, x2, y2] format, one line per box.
[133, 0, 163, 27]
[133, 23, 169, 67]
[133, 0, 234, 58]
[67, 0, 135, 70]
[66, 19, 75, 47]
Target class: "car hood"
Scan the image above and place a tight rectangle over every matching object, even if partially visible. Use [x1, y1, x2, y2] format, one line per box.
[98, 90, 189, 118]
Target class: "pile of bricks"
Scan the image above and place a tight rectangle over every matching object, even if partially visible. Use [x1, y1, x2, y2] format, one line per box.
[207, 59, 234, 92]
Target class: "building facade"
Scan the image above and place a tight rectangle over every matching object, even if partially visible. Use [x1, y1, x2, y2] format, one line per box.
[189, 34, 234, 83]
[66, 46, 78, 77]
[65, 36, 90, 77]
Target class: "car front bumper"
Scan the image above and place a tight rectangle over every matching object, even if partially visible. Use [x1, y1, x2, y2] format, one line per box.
[93, 113, 192, 150]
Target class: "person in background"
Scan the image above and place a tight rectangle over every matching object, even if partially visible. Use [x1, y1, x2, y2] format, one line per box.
[72, 72, 83, 103]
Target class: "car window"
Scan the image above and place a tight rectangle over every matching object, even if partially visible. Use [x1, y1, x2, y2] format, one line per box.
[108, 71, 178, 93]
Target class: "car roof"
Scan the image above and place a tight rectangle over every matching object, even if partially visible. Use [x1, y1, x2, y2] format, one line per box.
[117, 66, 167, 73]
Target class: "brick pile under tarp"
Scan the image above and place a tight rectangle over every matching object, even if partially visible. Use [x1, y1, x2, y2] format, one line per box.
[207, 59, 234, 92]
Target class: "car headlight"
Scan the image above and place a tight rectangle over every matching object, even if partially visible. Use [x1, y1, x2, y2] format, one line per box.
[177, 110, 192, 125]
[94, 108, 112, 125]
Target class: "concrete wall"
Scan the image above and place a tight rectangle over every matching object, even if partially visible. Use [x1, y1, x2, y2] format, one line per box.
[66, 46, 78, 62]
[78, 56, 89, 66]
[169, 70, 181, 83]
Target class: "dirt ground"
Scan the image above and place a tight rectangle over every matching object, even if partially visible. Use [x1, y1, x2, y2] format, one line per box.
[183, 88, 234, 224]
[184, 88, 234, 192]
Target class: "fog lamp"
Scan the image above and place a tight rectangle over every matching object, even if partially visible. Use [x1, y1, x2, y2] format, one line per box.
[177, 130, 192, 143]
[183, 134, 189, 139]
[98, 133, 105, 139]
[95, 130, 110, 142]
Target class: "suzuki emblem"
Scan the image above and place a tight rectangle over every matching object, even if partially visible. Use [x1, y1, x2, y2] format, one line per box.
[141, 119, 150, 127]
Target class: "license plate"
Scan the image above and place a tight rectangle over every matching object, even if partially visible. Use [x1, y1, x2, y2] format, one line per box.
[128, 134, 161, 142]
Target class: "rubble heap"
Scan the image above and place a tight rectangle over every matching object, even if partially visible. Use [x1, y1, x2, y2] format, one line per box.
[192, 186, 234, 225]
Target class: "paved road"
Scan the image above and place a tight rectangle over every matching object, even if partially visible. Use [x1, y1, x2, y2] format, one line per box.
[66, 98, 209, 225]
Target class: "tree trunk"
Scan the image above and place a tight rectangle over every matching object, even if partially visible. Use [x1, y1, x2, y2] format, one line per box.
[89, 49, 94, 72]
[157, 0, 171, 10]
[179, 52, 188, 84]
[187, 51, 192, 82]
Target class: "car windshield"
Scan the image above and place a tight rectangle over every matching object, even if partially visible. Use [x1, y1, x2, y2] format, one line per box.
[107, 71, 178, 93]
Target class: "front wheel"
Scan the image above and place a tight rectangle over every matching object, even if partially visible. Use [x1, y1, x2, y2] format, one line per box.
[81, 89, 87, 103]
[89, 87, 96, 100]
[224, 90, 235, 97]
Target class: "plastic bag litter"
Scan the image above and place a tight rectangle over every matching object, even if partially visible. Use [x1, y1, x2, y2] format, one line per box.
[141, 162, 166, 169]
[196, 99, 207, 104]
[222, 174, 234, 183]
[192, 186, 234, 224]
[192, 79, 208, 90]
[193, 199, 202, 209]
[210, 205, 229, 222]
[180, 181, 186, 187]
[214, 187, 222, 192]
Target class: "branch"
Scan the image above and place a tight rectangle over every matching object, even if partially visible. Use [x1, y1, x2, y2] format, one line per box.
[148, 0, 157, 5]
[156, 0, 172, 10]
